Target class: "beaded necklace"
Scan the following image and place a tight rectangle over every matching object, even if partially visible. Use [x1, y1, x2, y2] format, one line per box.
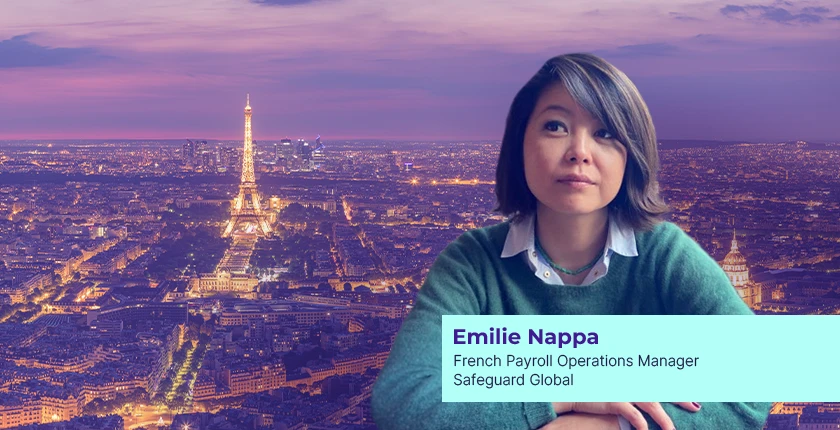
[534, 235, 602, 276]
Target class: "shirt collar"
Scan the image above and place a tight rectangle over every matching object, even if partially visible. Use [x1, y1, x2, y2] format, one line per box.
[501, 212, 638, 259]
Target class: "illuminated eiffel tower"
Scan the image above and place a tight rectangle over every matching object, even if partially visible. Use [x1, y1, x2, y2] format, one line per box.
[222, 94, 272, 237]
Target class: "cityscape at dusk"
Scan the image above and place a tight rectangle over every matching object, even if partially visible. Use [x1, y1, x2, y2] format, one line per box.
[0, 95, 839, 428]
[2, 0, 840, 429]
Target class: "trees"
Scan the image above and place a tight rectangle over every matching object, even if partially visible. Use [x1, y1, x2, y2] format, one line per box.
[198, 333, 211, 345]
[82, 393, 133, 416]
[82, 398, 106, 415]
[145, 227, 229, 280]
[0, 304, 14, 320]
[175, 383, 190, 397]
[278, 203, 333, 222]
[158, 377, 173, 395]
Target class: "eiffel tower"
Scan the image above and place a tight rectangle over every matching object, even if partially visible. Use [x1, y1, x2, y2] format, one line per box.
[222, 94, 272, 237]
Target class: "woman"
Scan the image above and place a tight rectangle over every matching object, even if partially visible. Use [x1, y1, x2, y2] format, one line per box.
[371, 53, 772, 430]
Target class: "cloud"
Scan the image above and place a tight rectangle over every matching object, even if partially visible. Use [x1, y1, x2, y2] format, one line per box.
[831, 15, 840, 20]
[594, 43, 680, 59]
[801, 6, 831, 14]
[720, 5, 747, 15]
[719, 3, 831, 24]
[0, 34, 105, 68]
[764, 7, 822, 23]
[691, 34, 730, 44]
[669, 12, 702, 21]
[250, 0, 322, 5]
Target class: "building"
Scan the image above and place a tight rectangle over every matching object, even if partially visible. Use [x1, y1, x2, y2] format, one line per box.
[312, 135, 325, 170]
[277, 138, 294, 170]
[78, 241, 142, 276]
[268, 197, 337, 214]
[81, 376, 148, 404]
[218, 304, 354, 327]
[91, 303, 189, 326]
[0, 394, 41, 429]
[189, 272, 259, 294]
[799, 406, 840, 430]
[182, 140, 195, 160]
[720, 230, 761, 309]
[332, 346, 389, 375]
[222, 362, 286, 396]
[10, 345, 104, 373]
[193, 362, 285, 402]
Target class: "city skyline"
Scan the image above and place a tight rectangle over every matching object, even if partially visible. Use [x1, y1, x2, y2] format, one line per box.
[2, 126, 840, 428]
[2, 0, 840, 142]
[2, 1, 840, 428]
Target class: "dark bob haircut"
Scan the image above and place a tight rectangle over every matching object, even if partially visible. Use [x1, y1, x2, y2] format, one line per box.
[494, 53, 669, 231]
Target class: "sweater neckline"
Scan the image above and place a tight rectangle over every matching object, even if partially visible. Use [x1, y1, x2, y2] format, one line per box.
[503, 239, 618, 289]
[495, 222, 626, 292]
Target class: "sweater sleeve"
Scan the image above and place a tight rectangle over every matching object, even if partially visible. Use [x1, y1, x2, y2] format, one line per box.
[650, 223, 772, 429]
[371, 231, 557, 430]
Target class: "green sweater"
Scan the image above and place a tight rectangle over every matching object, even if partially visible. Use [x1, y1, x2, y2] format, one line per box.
[372, 221, 772, 430]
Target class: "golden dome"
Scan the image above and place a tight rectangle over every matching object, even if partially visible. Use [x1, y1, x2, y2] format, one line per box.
[723, 230, 747, 266]
[723, 249, 746, 266]
[721, 230, 749, 287]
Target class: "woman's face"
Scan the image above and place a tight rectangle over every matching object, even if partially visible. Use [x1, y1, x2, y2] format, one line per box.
[523, 82, 628, 217]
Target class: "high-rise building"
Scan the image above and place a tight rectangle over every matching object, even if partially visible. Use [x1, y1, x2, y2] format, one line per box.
[298, 138, 312, 171]
[183, 140, 195, 160]
[201, 151, 215, 170]
[388, 151, 402, 170]
[222, 95, 272, 237]
[278, 138, 294, 170]
[312, 135, 325, 170]
[280, 138, 293, 153]
[219, 147, 240, 172]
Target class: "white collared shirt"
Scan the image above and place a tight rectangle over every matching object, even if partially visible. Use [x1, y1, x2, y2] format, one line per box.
[501, 213, 638, 286]
[501, 213, 637, 430]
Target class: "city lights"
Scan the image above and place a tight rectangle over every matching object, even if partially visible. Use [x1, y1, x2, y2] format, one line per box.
[1, 118, 838, 428]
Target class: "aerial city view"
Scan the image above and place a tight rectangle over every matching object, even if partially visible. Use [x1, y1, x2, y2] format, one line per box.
[1, 94, 839, 429]
[2, 0, 840, 429]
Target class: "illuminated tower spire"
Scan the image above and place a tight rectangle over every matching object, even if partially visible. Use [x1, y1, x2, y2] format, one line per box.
[241, 93, 255, 184]
[222, 94, 272, 237]
[731, 229, 738, 252]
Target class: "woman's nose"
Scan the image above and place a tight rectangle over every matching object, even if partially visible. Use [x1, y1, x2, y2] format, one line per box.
[565, 134, 592, 164]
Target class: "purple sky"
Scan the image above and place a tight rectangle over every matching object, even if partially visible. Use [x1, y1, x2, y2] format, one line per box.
[1, 0, 839, 142]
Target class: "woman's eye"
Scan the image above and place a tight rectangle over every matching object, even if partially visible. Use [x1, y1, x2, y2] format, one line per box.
[596, 129, 615, 139]
[544, 121, 567, 133]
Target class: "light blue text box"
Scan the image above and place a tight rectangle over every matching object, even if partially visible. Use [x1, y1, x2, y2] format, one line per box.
[441, 315, 840, 402]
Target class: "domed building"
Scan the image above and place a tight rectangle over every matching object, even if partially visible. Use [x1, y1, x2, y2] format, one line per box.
[720, 230, 761, 309]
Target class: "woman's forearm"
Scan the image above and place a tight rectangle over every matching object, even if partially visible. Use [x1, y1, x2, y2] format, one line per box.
[541, 413, 619, 430]
[646, 402, 772, 430]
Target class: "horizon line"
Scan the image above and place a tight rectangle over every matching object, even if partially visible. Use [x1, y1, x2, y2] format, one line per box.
[0, 137, 833, 144]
